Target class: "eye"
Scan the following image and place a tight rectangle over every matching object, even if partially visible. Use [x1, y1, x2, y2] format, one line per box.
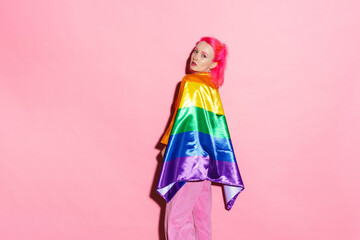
[202, 54, 207, 58]
[193, 49, 198, 54]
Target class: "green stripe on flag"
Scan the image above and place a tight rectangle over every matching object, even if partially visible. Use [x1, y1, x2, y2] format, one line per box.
[170, 106, 231, 139]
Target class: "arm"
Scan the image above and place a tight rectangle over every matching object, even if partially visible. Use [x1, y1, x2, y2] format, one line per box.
[161, 145, 167, 158]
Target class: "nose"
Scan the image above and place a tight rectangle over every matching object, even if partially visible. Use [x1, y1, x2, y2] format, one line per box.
[192, 53, 198, 61]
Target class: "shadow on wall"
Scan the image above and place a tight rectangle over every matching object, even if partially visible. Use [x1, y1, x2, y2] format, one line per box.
[150, 81, 181, 240]
[149, 49, 193, 240]
[149, 153, 167, 240]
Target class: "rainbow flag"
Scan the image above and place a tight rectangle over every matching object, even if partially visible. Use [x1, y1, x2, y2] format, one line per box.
[157, 73, 244, 210]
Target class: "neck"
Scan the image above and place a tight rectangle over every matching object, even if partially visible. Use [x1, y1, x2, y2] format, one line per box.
[193, 71, 210, 74]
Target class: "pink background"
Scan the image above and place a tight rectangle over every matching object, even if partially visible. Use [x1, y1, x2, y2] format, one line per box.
[1, 0, 359, 239]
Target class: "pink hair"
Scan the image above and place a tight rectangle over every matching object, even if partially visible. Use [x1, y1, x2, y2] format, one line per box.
[197, 36, 228, 88]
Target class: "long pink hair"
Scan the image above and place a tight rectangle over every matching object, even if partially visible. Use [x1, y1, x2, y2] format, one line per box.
[197, 36, 228, 88]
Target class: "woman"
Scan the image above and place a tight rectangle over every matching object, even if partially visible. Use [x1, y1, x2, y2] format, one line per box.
[157, 36, 244, 240]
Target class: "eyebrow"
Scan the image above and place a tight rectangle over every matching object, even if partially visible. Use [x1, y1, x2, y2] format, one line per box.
[194, 47, 208, 56]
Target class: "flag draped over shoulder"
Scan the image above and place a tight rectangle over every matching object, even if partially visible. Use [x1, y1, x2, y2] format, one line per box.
[157, 73, 244, 210]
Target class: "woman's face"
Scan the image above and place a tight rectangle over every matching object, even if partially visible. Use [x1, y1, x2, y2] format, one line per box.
[190, 41, 217, 73]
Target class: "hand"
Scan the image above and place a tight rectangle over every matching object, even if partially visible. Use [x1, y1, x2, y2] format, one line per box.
[161, 146, 167, 158]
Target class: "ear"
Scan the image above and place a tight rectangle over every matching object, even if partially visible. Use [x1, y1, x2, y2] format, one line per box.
[210, 61, 218, 70]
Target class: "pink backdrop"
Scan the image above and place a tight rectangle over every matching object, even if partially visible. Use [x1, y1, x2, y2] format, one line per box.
[1, 0, 359, 239]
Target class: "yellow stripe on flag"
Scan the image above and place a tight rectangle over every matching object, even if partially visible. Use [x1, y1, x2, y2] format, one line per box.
[178, 81, 225, 115]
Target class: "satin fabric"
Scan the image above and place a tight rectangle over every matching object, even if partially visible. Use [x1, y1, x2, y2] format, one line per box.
[157, 73, 244, 210]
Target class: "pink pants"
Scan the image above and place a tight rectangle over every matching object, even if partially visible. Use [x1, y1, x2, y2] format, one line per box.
[165, 180, 212, 240]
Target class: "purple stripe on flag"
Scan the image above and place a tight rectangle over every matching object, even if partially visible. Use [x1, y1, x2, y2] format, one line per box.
[157, 155, 244, 189]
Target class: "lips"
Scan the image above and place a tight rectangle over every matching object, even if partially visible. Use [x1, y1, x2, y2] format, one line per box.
[191, 61, 197, 66]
